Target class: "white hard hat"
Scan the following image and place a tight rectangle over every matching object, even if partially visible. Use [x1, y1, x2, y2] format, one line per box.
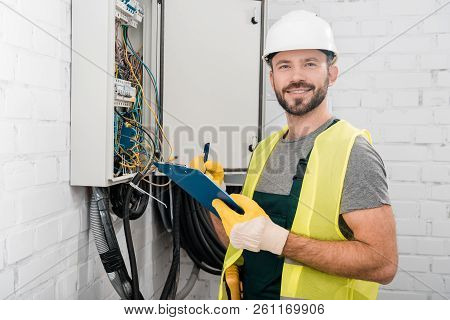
[263, 10, 338, 64]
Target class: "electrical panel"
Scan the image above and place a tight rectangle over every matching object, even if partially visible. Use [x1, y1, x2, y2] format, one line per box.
[71, 0, 266, 187]
[71, 0, 160, 186]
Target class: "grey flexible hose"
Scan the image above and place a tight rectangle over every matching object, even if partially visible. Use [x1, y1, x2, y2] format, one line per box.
[90, 187, 132, 299]
[90, 188, 109, 254]
[175, 264, 200, 300]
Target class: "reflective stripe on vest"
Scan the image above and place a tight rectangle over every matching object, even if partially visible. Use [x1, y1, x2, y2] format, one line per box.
[218, 120, 380, 300]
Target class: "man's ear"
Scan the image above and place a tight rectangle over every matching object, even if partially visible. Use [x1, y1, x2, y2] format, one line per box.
[269, 70, 275, 91]
[328, 64, 339, 87]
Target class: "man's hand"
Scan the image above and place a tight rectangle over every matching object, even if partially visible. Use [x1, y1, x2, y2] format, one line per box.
[189, 154, 228, 246]
[212, 194, 289, 255]
[210, 212, 229, 248]
[189, 154, 225, 186]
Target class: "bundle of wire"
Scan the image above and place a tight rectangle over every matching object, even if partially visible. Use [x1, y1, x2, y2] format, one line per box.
[152, 175, 227, 300]
[106, 21, 172, 300]
[114, 22, 157, 177]
[178, 187, 226, 275]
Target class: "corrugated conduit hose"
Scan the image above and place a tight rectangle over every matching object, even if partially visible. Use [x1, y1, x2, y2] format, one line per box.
[90, 187, 144, 300]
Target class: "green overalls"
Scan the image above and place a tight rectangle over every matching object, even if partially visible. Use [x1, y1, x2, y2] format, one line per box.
[242, 119, 340, 300]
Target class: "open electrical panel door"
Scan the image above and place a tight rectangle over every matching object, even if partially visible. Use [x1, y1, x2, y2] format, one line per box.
[161, 0, 264, 174]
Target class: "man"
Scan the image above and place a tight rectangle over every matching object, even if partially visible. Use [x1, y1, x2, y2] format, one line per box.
[193, 10, 397, 300]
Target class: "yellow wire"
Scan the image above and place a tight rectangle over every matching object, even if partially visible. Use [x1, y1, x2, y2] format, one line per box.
[143, 168, 172, 187]
[121, 116, 154, 158]
[126, 57, 166, 160]
[118, 146, 138, 167]
[121, 162, 138, 169]
[116, 147, 134, 162]
[147, 178, 172, 187]
[122, 30, 174, 163]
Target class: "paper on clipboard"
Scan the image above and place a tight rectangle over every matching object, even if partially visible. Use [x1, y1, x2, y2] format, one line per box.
[153, 162, 244, 219]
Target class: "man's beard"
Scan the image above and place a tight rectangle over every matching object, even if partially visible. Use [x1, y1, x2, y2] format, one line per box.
[274, 77, 329, 116]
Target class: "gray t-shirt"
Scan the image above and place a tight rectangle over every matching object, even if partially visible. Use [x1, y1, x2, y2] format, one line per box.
[255, 117, 390, 236]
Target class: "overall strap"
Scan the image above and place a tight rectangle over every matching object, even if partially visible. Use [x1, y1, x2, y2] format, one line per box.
[294, 118, 340, 180]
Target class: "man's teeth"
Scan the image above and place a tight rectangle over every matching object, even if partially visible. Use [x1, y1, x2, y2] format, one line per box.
[288, 89, 310, 93]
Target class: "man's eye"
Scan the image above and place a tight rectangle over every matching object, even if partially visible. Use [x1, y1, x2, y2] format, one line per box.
[279, 65, 289, 69]
[306, 63, 317, 67]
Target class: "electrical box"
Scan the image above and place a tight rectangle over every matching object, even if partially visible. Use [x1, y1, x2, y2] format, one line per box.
[71, 0, 159, 186]
[161, 0, 265, 172]
[71, 0, 266, 187]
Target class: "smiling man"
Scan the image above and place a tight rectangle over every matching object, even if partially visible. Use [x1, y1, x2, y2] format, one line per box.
[202, 10, 398, 300]
[271, 50, 332, 119]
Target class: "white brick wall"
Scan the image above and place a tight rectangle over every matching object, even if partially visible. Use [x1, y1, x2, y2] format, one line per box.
[267, 0, 450, 300]
[0, 0, 184, 301]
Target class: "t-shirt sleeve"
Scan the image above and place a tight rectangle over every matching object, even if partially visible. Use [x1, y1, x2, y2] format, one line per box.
[340, 135, 391, 214]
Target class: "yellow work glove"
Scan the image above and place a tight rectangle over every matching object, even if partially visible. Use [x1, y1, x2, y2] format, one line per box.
[225, 264, 242, 300]
[189, 155, 225, 187]
[212, 194, 289, 255]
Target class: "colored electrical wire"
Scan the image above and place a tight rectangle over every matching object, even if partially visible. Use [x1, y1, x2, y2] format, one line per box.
[122, 25, 173, 162]
[123, 26, 160, 112]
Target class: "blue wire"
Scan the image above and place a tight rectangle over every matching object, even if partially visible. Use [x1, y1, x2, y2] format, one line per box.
[123, 25, 160, 108]
[122, 25, 162, 152]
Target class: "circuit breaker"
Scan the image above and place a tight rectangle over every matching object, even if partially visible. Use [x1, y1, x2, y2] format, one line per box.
[71, 0, 266, 187]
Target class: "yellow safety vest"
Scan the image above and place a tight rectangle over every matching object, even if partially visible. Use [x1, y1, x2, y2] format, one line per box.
[218, 119, 380, 300]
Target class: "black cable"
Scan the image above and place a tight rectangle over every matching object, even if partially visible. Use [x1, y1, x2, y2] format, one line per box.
[178, 192, 222, 275]
[200, 208, 226, 254]
[110, 179, 150, 220]
[191, 195, 225, 266]
[129, 178, 150, 217]
[156, 176, 170, 221]
[177, 188, 225, 271]
[195, 201, 226, 258]
[160, 183, 181, 299]
[152, 176, 162, 215]
[181, 193, 207, 261]
[168, 186, 181, 299]
[189, 197, 223, 266]
[180, 232, 222, 275]
[123, 175, 144, 300]
[154, 183, 227, 298]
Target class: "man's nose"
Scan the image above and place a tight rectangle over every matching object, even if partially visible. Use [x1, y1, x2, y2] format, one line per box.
[290, 66, 307, 82]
